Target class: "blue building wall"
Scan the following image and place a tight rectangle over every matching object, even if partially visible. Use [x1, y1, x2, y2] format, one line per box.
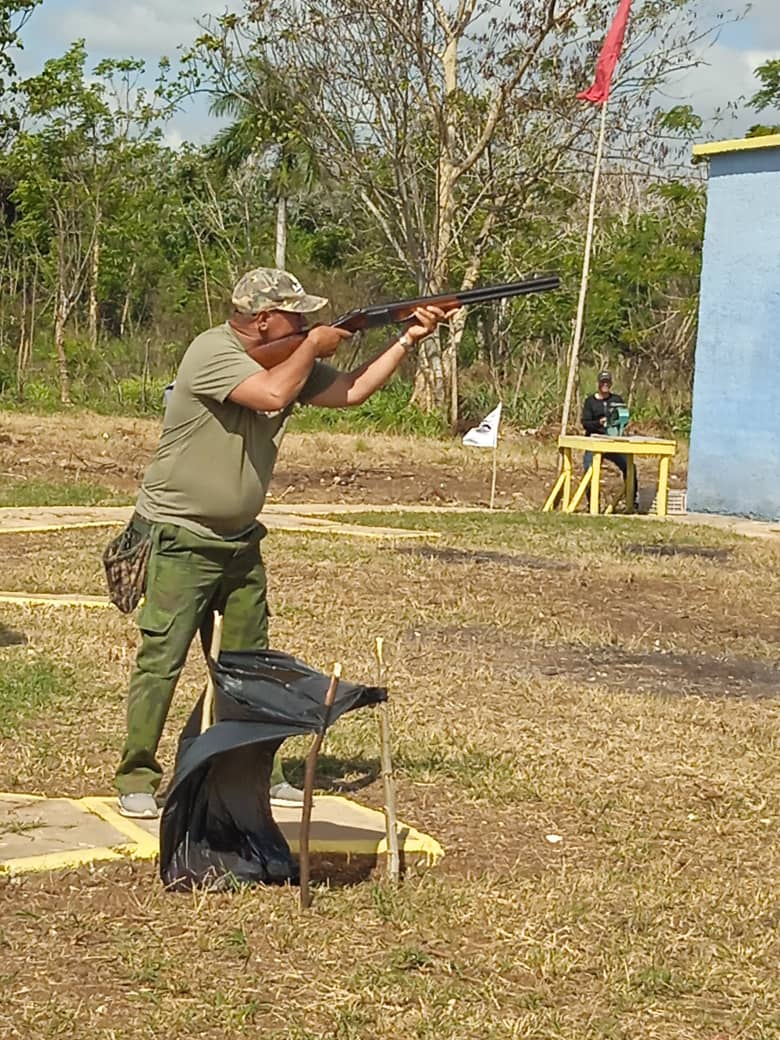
[688, 144, 780, 520]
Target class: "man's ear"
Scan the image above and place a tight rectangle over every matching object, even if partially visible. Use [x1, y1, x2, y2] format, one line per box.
[254, 310, 271, 333]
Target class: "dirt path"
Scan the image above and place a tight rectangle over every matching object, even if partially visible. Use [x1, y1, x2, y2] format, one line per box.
[0, 409, 690, 509]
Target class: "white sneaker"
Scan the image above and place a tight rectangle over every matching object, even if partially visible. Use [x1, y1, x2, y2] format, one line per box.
[270, 782, 304, 807]
[117, 792, 159, 819]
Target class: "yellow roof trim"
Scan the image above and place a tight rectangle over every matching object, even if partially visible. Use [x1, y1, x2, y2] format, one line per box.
[693, 134, 780, 158]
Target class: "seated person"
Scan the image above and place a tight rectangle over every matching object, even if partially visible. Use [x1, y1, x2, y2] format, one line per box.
[581, 371, 638, 502]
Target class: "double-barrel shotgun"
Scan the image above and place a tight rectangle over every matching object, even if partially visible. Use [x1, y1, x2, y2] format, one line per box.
[246, 273, 560, 369]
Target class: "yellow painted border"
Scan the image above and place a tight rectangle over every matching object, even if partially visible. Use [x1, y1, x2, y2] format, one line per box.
[0, 593, 111, 608]
[80, 797, 159, 858]
[693, 134, 780, 157]
[0, 793, 444, 874]
[1, 845, 133, 875]
[0, 520, 125, 536]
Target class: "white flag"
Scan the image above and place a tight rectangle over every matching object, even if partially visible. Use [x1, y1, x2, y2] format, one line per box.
[462, 403, 502, 448]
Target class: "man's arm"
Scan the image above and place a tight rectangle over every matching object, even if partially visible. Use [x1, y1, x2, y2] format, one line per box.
[304, 336, 411, 408]
[229, 326, 350, 411]
[305, 306, 449, 408]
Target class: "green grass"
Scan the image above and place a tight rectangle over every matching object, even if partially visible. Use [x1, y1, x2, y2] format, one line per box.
[3, 502, 780, 1038]
[0, 658, 74, 735]
[0, 479, 127, 508]
[320, 507, 739, 551]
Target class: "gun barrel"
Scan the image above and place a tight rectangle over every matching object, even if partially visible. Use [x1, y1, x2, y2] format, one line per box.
[333, 274, 560, 332]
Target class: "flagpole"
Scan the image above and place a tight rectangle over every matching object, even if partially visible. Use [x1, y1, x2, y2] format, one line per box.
[560, 98, 609, 436]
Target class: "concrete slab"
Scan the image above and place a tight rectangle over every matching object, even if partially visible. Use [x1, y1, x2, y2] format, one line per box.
[0, 792, 443, 876]
[0, 505, 437, 541]
[669, 511, 780, 542]
[0, 794, 129, 859]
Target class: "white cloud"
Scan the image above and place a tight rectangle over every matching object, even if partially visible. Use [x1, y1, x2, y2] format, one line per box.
[670, 44, 780, 138]
[28, 0, 240, 59]
[753, 0, 780, 45]
[15, 0, 780, 144]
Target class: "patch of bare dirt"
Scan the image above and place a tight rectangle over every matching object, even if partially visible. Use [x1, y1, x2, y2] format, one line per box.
[396, 544, 571, 570]
[406, 624, 780, 700]
[270, 464, 502, 506]
[0, 410, 690, 508]
[626, 543, 732, 561]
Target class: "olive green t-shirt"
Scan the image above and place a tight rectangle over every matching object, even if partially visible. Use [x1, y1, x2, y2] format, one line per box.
[135, 323, 338, 537]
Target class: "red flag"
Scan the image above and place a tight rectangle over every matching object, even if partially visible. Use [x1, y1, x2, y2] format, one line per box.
[577, 0, 633, 105]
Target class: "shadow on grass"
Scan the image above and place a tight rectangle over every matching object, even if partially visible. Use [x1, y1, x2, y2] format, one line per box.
[0, 623, 26, 647]
[283, 754, 381, 793]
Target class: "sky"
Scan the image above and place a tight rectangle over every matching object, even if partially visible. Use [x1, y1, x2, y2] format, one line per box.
[11, 0, 780, 148]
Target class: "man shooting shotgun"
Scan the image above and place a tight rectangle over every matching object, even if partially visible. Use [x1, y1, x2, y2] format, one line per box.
[110, 266, 557, 819]
[111, 268, 454, 818]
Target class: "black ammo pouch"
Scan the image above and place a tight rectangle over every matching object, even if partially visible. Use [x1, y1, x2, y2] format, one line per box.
[102, 514, 152, 614]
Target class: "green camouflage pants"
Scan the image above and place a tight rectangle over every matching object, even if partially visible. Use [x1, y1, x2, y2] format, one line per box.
[114, 518, 285, 795]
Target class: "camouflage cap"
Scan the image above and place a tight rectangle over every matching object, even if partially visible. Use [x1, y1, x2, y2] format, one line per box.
[231, 268, 328, 315]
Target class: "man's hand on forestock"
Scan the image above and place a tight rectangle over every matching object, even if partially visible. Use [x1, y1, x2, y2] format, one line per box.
[304, 324, 352, 359]
[404, 304, 459, 345]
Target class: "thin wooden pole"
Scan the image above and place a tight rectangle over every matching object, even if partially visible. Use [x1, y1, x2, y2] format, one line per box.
[299, 662, 341, 910]
[489, 440, 498, 511]
[200, 611, 224, 734]
[375, 638, 400, 883]
[560, 100, 609, 436]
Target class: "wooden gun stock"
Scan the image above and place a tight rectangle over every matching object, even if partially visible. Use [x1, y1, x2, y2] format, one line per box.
[245, 331, 308, 369]
[246, 274, 560, 368]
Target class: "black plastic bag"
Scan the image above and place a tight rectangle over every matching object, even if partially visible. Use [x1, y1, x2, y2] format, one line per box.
[159, 650, 386, 890]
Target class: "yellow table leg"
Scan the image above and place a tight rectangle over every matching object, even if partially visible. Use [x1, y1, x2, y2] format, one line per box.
[562, 449, 573, 510]
[656, 456, 671, 517]
[543, 471, 567, 512]
[589, 453, 602, 515]
[566, 468, 593, 513]
[626, 456, 636, 514]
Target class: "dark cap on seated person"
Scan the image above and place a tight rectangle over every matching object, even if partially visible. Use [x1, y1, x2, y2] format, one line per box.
[231, 267, 329, 315]
[598, 370, 613, 384]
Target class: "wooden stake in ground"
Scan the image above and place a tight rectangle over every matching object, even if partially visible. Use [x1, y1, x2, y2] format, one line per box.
[375, 637, 400, 882]
[560, 99, 609, 436]
[299, 662, 341, 910]
[489, 438, 498, 511]
[200, 611, 224, 735]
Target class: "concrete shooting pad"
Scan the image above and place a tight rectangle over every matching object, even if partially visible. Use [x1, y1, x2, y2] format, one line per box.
[0, 505, 440, 541]
[0, 792, 443, 877]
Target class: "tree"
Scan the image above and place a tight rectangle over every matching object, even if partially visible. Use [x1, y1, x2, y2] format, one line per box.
[207, 60, 318, 270]
[6, 42, 169, 402]
[0, 0, 39, 90]
[746, 58, 780, 136]
[186, 0, 732, 420]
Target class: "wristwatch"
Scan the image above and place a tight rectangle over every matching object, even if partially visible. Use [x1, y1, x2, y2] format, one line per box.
[398, 332, 416, 351]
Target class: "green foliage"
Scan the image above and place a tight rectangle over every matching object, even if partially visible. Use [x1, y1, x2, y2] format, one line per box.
[291, 380, 448, 437]
[0, 4, 739, 434]
[746, 124, 780, 138]
[0, 657, 73, 735]
[750, 58, 780, 112]
[656, 104, 703, 133]
[0, 0, 40, 88]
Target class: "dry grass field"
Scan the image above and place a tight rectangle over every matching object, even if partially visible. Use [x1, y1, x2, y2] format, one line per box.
[1, 414, 779, 1039]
